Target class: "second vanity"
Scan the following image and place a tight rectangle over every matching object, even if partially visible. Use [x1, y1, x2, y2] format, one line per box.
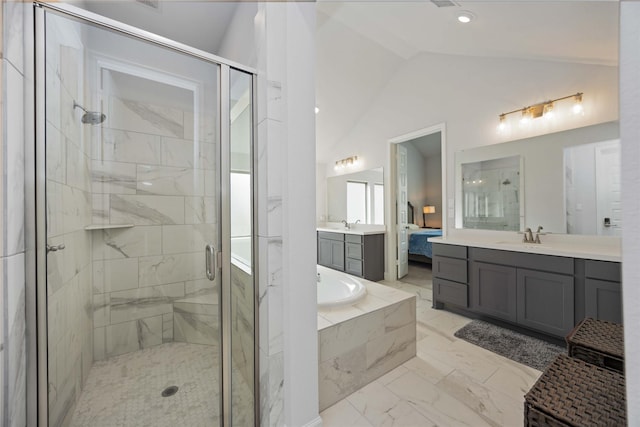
[430, 234, 622, 339]
[317, 226, 385, 281]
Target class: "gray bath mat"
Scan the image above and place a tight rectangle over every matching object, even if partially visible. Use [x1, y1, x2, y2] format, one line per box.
[454, 319, 565, 371]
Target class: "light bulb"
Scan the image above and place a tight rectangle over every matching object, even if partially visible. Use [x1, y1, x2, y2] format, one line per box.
[543, 102, 554, 119]
[520, 109, 531, 125]
[497, 115, 507, 132]
[572, 94, 584, 115]
[315, 106, 320, 114]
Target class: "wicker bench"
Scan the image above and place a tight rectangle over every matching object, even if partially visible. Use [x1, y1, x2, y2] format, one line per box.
[566, 318, 624, 373]
[524, 354, 626, 427]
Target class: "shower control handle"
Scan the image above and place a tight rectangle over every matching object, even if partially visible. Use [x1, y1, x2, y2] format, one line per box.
[205, 244, 216, 281]
[46, 243, 65, 253]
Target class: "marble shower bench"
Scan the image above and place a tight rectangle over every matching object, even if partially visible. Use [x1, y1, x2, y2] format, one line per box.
[317, 280, 416, 411]
[173, 295, 218, 346]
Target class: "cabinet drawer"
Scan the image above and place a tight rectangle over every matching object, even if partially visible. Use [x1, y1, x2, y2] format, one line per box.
[432, 243, 467, 260]
[585, 260, 621, 282]
[345, 258, 363, 276]
[345, 243, 363, 260]
[470, 247, 573, 275]
[318, 231, 344, 241]
[433, 256, 467, 283]
[345, 234, 363, 244]
[434, 278, 468, 307]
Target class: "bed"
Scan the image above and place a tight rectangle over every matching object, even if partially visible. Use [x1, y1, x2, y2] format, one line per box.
[408, 228, 443, 264]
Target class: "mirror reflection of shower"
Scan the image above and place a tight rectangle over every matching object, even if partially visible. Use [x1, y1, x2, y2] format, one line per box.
[73, 100, 106, 125]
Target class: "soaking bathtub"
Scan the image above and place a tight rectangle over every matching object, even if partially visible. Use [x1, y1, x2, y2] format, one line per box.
[316, 265, 367, 308]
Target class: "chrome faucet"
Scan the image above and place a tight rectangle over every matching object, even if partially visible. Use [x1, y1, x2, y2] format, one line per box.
[534, 226, 544, 244]
[522, 226, 544, 243]
[342, 220, 350, 230]
[523, 227, 534, 243]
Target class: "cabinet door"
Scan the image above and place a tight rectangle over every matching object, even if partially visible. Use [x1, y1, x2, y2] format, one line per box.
[330, 240, 345, 271]
[517, 269, 574, 337]
[585, 279, 622, 323]
[318, 238, 345, 271]
[470, 261, 517, 322]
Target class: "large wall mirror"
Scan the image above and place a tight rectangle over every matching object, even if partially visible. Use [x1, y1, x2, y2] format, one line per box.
[327, 167, 384, 224]
[461, 155, 523, 231]
[455, 121, 619, 235]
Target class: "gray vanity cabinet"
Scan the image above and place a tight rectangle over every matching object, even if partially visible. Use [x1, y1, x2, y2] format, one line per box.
[434, 243, 585, 338]
[585, 260, 622, 323]
[317, 232, 345, 271]
[516, 269, 574, 336]
[317, 231, 385, 281]
[470, 262, 517, 323]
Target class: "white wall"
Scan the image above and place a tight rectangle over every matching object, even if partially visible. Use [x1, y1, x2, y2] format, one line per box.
[620, 2, 640, 423]
[424, 153, 442, 228]
[322, 52, 618, 233]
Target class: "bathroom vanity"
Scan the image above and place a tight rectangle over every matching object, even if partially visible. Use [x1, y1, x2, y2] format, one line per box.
[431, 238, 622, 338]
[317, 229, 385, 281]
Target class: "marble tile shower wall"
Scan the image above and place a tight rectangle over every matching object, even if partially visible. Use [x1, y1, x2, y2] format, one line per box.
[90, 92, 218, 361]
[2, 2, 28, 426]
[44, 17, 95, 427]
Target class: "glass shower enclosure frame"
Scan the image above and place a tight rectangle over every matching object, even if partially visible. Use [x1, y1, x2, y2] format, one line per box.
[31, 2, 259, 426]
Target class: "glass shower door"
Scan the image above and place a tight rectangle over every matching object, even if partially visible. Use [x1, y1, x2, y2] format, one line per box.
[42, 9, 223, 426]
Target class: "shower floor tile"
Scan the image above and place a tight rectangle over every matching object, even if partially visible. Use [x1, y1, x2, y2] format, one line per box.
[70, 342, 220, 427]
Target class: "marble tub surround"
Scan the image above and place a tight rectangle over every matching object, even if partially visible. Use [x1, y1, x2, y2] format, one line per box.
[321, 265, 543, 427]
[430, 229, 621, 261]
[318, 279, 416, 411]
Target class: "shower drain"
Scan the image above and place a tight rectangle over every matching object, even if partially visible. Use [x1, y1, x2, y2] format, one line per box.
[161, 386, 179, 397]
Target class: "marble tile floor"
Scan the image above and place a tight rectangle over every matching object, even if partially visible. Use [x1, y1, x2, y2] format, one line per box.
[70, 342, 251, 427]
[320, 265, 543, 427]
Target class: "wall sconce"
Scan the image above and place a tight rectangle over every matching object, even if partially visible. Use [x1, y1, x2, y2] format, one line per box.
[423, 205, 435, 227]
[334, 155, 360, 170]
[498, 92, 583, 131]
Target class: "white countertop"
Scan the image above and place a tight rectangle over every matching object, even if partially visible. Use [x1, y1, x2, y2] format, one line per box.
[316, 225, 386, 236]
[428, 233, 621, 262]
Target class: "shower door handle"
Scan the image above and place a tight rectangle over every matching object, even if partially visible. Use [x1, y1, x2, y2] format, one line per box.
[46, 243, 66, 253]
[205, 244, 216, 281]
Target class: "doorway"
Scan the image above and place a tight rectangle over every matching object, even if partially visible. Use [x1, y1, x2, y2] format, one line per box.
[34, 3, 256, 425]
[388, 124, 446, 282]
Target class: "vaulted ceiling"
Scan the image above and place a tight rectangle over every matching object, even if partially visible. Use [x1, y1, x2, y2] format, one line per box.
[315, 1, 619, 163]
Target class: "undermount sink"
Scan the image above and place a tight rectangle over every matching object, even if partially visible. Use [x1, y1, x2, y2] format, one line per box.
[494, 241, 553, 249]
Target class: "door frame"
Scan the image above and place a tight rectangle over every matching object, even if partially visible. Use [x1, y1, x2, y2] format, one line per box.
[386, 123, 447, 282]
[30, 3, 258, 426]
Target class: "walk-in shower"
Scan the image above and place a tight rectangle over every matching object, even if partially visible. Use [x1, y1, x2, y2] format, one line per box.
[34, 3, 257, 426]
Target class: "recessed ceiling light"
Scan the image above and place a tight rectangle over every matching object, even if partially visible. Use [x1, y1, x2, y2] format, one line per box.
[457, 10, 475, 24]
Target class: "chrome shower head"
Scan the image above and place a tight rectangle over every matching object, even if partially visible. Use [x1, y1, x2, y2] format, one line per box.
[73, 101, 106, 125]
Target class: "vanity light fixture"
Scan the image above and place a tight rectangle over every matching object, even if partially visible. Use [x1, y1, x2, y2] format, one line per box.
[334, 156, 360, 171]
[498, 92, 584, 131]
